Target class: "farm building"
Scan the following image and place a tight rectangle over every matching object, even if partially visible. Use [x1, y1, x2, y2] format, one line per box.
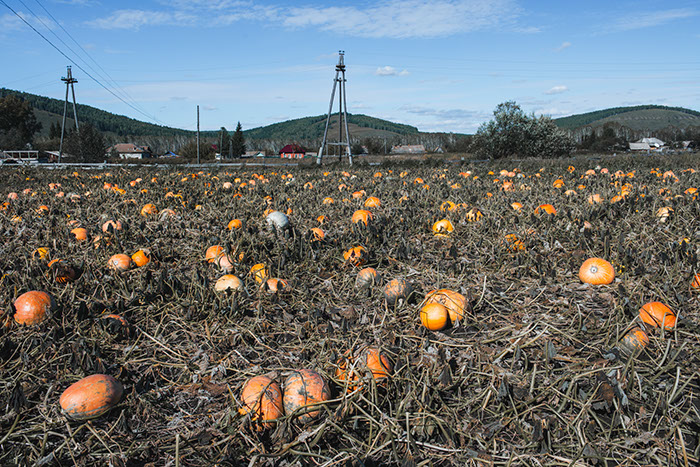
[280, 144, 306, 159]
[107, 143, 152, 159]
[629, 137, 665, 151]
[243, 151, 266, 158]
[391, 144, 426, 154]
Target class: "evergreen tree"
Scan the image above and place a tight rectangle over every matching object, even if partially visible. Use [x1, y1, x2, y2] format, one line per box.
[231, 122, 246, 158]
[0, 94, 42, 148]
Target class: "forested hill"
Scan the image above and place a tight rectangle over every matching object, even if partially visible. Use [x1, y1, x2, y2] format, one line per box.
[244, 114, 419, 140]
[1, 88, 419, 141]
[0, 88, 192, 137]
[554, 105, 700, 130]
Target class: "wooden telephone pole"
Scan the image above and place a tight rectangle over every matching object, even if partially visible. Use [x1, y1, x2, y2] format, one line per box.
[317, 51, 352, 166]
[58, 66, 79, 163]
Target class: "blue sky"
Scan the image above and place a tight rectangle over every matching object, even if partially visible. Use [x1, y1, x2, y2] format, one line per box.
[1, 0, 698, 134]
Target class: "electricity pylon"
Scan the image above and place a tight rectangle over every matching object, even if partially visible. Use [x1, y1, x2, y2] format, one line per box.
[317, 51, 352, 166]
[59, 66, 79, 163]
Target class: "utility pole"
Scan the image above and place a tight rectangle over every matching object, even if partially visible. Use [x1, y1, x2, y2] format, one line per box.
[196, 105, 200, 164]
[58, 66, 79, 163]
[317, 51, 352, 166]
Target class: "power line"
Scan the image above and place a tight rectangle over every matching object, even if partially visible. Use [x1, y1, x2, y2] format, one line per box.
[0, 0, 170, 126]
[29, 0, 158, 123]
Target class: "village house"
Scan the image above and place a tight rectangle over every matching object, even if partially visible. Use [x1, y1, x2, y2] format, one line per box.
[279, 144, 306, 159]
[106, 143, 152, 159]
[390, 144, 426, 154]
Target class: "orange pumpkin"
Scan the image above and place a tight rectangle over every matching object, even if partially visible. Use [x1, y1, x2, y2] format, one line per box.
[639, 302, 677, 330]
[466, 207, 483, 222]
[355, 267, 380, 289]
[131, 250, 150, 267]
[310, 227, 325, 242]
[364, 197, 381, 208]
[351, 209, 373, 226]
[240, 376, 284, 430]
[511, 202, 523, 211]
[579, 258, 615, 285]
[71, 227, 88, 242]
[108, 254, 132, 271]
[619, 327, 649, 354]
[383, 278, 412, 305]
[335, 347, 393, 390]
[425, 289, 468, 323]
[214, 274, 243, 292]
[265, 278, 288, 293]
[101, 220, 122, 233]
[13, 291, 54, 325]
[227, 219, 244, 230]
[691, 273, 700, 290]
[250, 263, 269, 283]
[140, 203, 158, 216]
[215, 253, 235, 273]
[283, 369, 331, 422]
[343, 246, 368, 267]
[535, 204, 556, 216]
[205, 245, 224, 263]
[420, 303, 449, 331]
[59, 374, 123, 420]
[47, 259, 78, 283]
[432, 219, 454, 236]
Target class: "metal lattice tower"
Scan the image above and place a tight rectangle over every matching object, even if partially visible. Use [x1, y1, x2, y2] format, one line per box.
[59, 66, 79, 163]
[317, 51, 352, 166]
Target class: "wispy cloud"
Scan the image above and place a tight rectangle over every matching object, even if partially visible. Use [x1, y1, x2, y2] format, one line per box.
[88, 9, 197, 30]
[0, 11, 54, 33]
[284, 0, 520, 38]
[545, 85, 568, 95]
[612, 8, 698, 31]
[89, 0, 523, 38]
[375, 66, 410, 76]
[555, 41, 571, 52]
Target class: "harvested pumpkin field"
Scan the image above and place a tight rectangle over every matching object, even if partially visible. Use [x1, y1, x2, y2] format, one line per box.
[1, 154, 699, 466]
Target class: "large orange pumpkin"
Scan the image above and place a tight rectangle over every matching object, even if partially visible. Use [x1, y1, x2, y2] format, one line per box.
[425, 289, 468, 323]
[639, 302, 677, 330]
[13, 290, 54, 325]
[283, 369, 331, 422]
[579, 258, 615, 285]
[240, 376, 284, 430]
[60, 374, 123, 420]
[364, 197, 381, 208]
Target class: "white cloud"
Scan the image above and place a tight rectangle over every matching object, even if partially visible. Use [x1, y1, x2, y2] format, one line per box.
[284, 0, 520, 39]
[555, 41, 571, 52]
[612, 8, 698, 31]
[375, 66, 410, 76]
[0, 11, 54, 33]
[89, 9, 197, 30]
[545, 85, 568, 95]
[89, 0, 522, 37]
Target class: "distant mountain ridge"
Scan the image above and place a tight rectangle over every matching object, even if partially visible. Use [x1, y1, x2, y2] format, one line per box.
[554, 105, 700, 131]
[0, 88, 419, 141]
